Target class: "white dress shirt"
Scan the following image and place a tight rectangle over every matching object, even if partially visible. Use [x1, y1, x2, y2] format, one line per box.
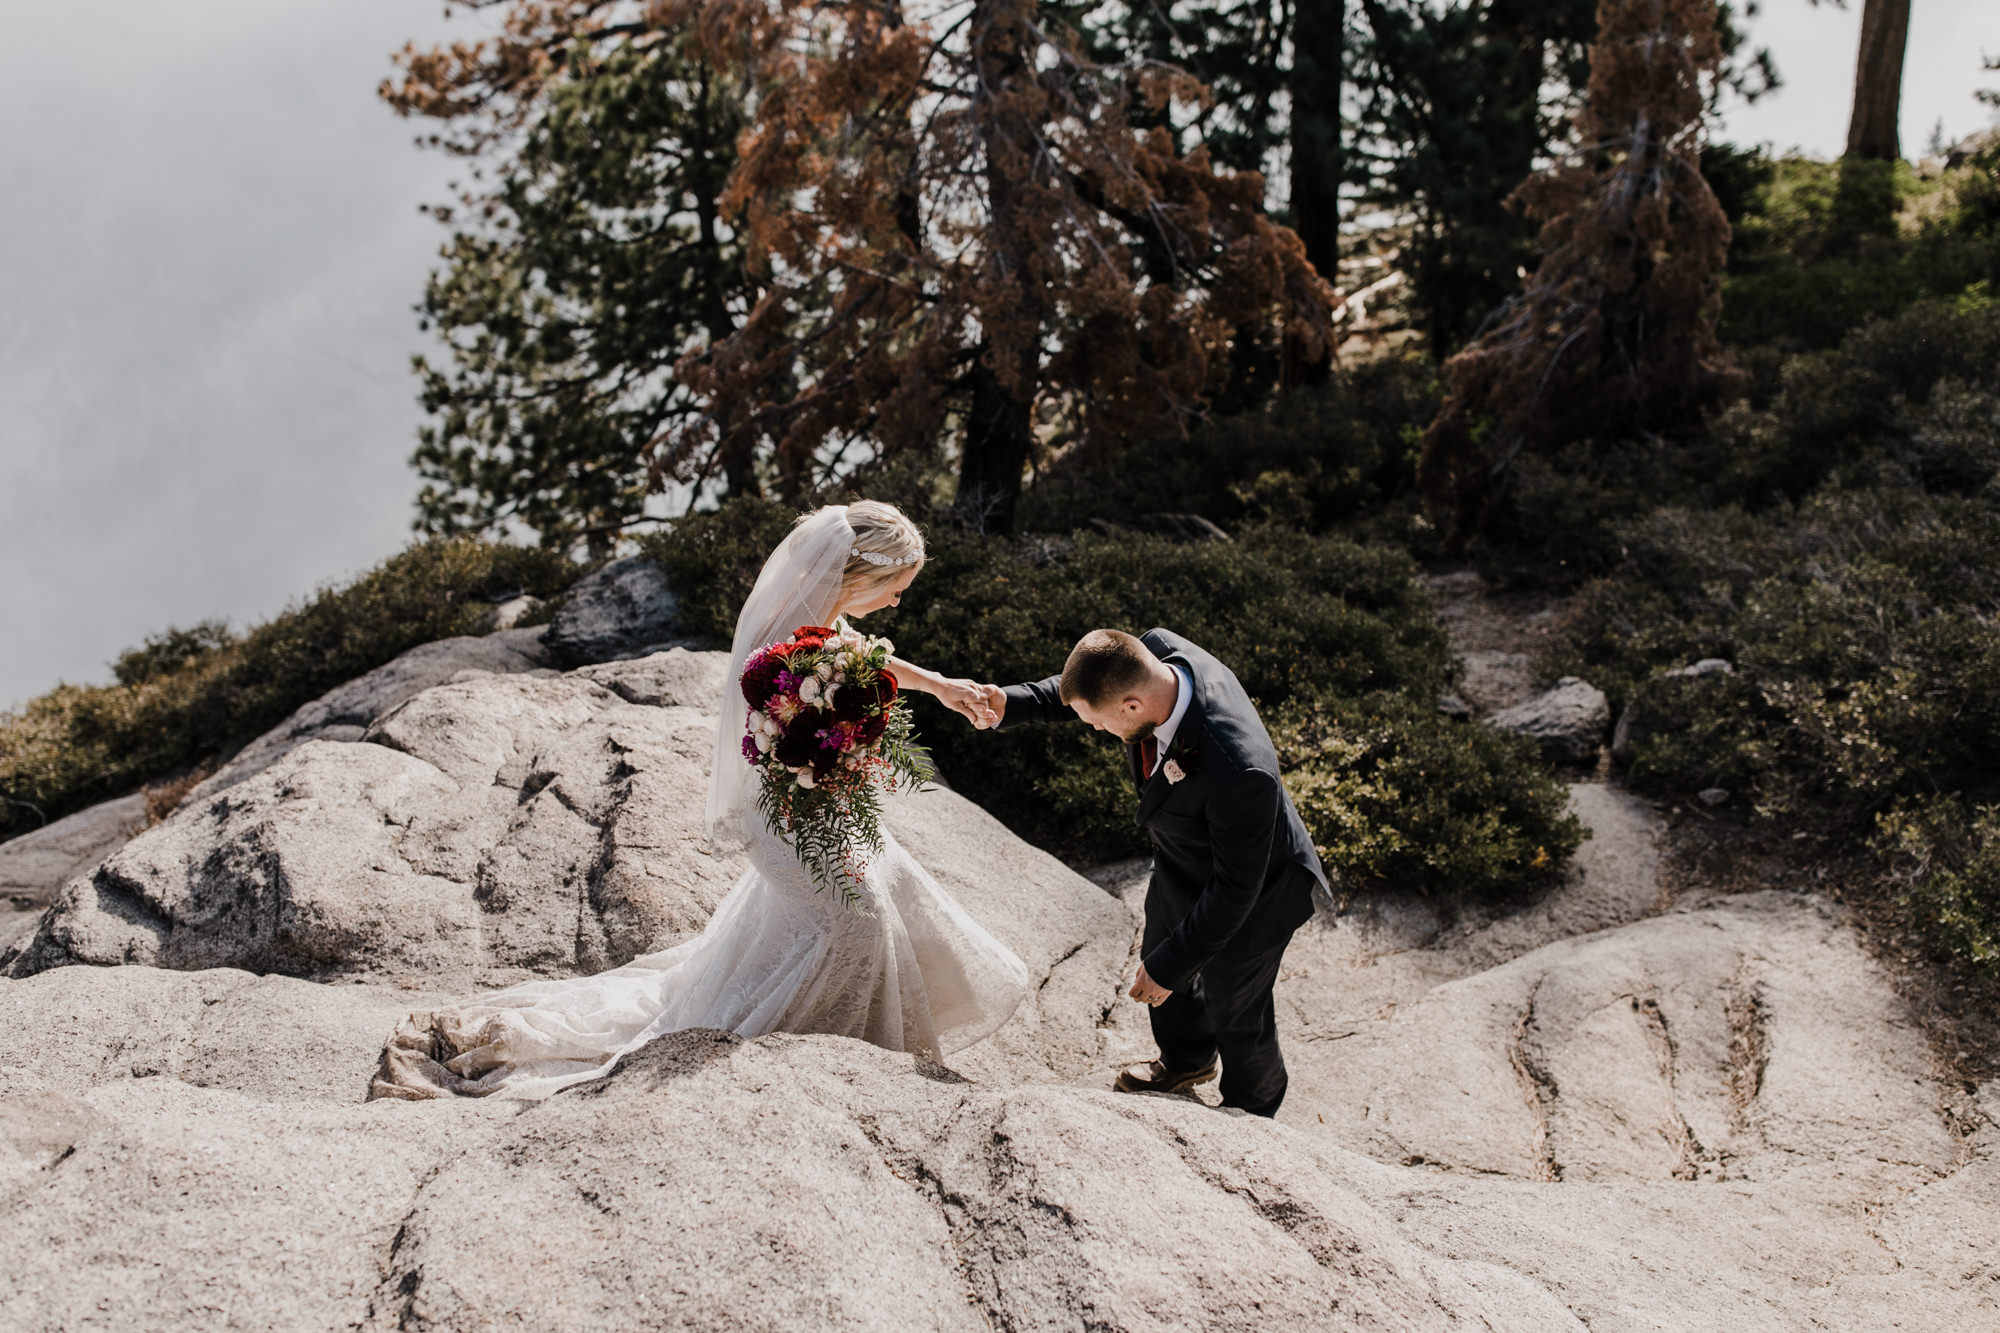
[1152, 664, 1194, 758]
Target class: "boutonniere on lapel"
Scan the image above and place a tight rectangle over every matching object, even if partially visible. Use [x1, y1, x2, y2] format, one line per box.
[1160, 736, 1200, 784]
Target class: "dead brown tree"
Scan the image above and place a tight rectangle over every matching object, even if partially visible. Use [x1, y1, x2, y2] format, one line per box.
[1418, 0, 1739, 543]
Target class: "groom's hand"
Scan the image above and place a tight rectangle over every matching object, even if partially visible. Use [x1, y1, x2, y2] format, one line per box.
[1128, 963, 1172, 1007]
[973, 684, 1005, 729]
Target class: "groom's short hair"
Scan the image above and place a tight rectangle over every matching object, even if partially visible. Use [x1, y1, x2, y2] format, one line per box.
[1060, 630, 1157, 707]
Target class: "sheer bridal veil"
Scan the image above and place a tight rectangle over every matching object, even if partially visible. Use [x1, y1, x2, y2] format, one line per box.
[704, 505, 855, 849]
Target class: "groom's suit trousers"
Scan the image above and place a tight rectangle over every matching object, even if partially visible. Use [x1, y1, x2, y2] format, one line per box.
[1146, 900, 1299, 1117]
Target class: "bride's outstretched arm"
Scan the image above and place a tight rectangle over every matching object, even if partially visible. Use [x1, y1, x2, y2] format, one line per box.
[885, 655, 997, 727]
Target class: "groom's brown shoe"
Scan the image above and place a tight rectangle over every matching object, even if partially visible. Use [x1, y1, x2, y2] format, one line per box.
[1114, 1058, 1220, 1096]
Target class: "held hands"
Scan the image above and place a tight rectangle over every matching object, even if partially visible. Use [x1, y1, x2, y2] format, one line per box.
[967, 683, 1006, 729]
[936, 677, 1000, 729]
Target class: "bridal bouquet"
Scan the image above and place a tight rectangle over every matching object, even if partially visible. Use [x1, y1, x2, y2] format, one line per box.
[739, 623, 932, 903]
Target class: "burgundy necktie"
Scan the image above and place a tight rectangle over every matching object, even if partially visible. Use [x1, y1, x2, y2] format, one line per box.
[1140, 736, 1158, 780]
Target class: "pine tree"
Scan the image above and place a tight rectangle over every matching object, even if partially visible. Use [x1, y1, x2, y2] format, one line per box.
[390, 1, 1330, 538]
[677, 0, 1334, 533]
[1418, 0, 1739, 541]
[1351, 0, 1602, 356]
[1054, 0, 1342, 390]
[385, 11, 752, 555]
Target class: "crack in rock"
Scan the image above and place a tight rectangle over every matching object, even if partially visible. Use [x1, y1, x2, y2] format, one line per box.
[1509, 977, 1562, 1182]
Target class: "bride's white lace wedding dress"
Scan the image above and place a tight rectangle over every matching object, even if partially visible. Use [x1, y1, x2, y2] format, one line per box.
[372, 508, 1029, 1101]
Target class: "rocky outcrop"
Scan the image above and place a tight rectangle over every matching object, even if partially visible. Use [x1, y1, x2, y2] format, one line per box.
[0, 978, 1581, 1332]
[542, 555, 682, 665]
[5, 583, 1996, 1330]
[367, 1033, 1578, 1333]
[6, 669, 735, 986]
[0, 794, 150, 957]
[1260, 787, 1996, 1332]
[2, 649, 1133, 1087]
[184, 627, 556, 806]
[1487, 676, 1610, 763]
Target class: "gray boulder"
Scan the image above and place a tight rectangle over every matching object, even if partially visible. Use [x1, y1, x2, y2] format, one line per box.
[7, 674, 741, 987]
[543, 555, 682, 665]
[572, 644, 725, 711]
[0, 632, 562, 971]
[1488, 676, 1610, 763]
[0, 792, 146, 914]
[183, 627, 556, 806]
[475, 594, 544, 633]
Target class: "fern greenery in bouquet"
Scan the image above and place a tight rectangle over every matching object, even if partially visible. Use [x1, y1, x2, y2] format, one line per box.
[740, 622, 932, 904]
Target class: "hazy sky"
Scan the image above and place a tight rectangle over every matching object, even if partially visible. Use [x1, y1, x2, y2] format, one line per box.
[1, 0, 1995, 709]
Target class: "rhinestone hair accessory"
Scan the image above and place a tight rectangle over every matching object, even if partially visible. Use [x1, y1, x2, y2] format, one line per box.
[850, 548, 917, 567]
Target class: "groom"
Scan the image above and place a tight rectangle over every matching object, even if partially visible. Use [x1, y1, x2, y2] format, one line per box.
[977, 629, 1325, 1117]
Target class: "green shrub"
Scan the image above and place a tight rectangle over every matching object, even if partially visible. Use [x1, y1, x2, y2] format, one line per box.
[1717, 150, 2000, 352]
[1271, 692, 1586, 900]
[899, 523, 1455, 862]
[0, 538, 578, 842]
[112, 622, 237, 687]
[1561, 482, 2000, 825]
[1876, 796, 2000, 977]
[647, 499, 1581, 897]
[1015, 356, 1441, 535]
[1720, 243, 2000, 352]
[1486, 295, 2000, 583]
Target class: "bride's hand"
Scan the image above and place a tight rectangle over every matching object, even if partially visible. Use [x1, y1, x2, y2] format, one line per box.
[936, 678, 999, 729]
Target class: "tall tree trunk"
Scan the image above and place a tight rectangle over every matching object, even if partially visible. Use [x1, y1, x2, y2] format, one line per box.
[1289, 0, 1343, 279]
[1287, 0, 1343, 383]
[960, 354, 1034, 532]
[956, 0, 1043, 534]
[1845, 0, 1911, 161]
[689, 61, 758, 499]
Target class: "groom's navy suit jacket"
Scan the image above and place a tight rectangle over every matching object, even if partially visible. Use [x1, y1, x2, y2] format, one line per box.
[1000, 629, 1325, 993]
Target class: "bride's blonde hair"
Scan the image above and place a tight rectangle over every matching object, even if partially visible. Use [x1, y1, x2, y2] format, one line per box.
[837, 500, 926, 596]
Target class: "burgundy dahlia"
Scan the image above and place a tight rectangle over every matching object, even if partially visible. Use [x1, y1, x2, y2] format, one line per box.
[741, 651, 787, 708]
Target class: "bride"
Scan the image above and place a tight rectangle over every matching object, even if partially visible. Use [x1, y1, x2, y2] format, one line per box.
[371, 501, 1031, 1100]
